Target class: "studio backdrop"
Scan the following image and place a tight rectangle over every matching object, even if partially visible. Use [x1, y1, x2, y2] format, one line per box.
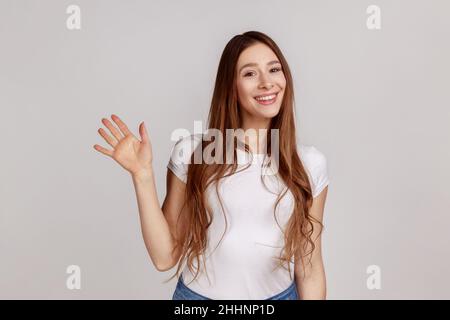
[0, 0, 449, 299]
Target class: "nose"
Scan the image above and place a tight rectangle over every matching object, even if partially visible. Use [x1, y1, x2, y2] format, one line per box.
[258, 81, 274, 90]
[258, 73, 274, 90]
[258, 82, 273, 90]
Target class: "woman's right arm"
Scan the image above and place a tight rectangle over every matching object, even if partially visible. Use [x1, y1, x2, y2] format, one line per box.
[94, 114, 185, 272]
[131, 167, 186, 272]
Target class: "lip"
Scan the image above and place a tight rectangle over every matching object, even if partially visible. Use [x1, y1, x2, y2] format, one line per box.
[254, 92, 279, 105]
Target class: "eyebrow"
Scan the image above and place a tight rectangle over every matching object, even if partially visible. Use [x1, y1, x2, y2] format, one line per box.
[238, 60, 281, 73]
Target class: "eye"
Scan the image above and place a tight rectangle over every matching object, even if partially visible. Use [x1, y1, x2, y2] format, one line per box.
[270, 67, 282, 73]
[243, 71, 255, 77]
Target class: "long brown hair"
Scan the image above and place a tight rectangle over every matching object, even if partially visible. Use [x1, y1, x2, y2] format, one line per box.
[165, 31, 322, 285]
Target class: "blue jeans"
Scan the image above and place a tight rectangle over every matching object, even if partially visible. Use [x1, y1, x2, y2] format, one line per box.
[172, 274, 299, 300]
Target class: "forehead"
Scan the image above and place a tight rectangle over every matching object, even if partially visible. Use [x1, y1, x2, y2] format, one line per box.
[237, 42, 279, 67]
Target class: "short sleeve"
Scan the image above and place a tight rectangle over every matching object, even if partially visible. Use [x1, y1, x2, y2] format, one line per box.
[299, 145, 330, 198]
[167, 134, 202, 183]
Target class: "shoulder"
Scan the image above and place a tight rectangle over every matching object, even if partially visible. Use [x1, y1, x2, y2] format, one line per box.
[298, 144, 330, 198]
[167, 133, 203, 184]
[298, 144, 327, 171]
[169, 133, 203, 164]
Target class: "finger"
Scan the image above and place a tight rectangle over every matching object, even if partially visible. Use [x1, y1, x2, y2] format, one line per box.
[102, 118, 123, 141]
[98, 128, 118, 148]
[93, 144, 113, 157]
[111, 114, 133, 137]
[139, 122, 149, 143]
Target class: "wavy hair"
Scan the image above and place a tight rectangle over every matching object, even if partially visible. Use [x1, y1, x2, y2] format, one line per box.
[164, 31, 323, 285]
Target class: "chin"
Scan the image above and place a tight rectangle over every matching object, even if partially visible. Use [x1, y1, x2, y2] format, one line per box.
[255, 108, 281, 120]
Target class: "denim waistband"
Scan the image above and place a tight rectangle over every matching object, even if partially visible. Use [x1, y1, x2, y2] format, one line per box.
[172, 274, 298, 300]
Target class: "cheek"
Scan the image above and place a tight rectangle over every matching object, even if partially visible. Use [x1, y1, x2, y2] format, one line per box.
[237, 81, 255, 101]
[277, 74, 287, 88]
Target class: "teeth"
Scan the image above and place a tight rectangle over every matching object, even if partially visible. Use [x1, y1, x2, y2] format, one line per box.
[255, 94, 276, 101]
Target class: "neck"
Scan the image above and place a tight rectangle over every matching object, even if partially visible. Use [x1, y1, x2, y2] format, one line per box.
[237, 128, 269, 155]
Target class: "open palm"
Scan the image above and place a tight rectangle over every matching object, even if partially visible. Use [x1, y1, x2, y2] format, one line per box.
[93, 114, 153, 175]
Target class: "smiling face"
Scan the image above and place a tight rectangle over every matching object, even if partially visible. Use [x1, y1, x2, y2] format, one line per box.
[236, 42, 286, 130]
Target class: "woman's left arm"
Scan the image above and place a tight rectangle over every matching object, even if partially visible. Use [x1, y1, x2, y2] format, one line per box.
[294, 186, 328, 300]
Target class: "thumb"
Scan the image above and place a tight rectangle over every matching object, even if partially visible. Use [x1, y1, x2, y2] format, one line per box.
[139, 121, 149, 143]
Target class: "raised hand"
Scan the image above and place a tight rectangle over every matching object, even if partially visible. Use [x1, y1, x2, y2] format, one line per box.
[93, 114, 153, 175]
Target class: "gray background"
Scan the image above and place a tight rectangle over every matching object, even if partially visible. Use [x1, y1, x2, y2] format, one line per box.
[1, 0, 449, 299]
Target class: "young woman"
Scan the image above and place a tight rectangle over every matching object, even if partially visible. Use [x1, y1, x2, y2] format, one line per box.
[93, 31, 330, 300]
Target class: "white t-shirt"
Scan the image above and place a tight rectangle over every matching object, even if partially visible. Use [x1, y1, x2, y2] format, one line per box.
[167, 133, 329, 300]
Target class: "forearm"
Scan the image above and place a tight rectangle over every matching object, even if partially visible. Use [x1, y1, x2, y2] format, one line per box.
[295, 264, 327, 300]
[131, 168, 176, 271]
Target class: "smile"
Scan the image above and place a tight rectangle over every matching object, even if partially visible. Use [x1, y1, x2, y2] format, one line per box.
[254, 92, 278, 105]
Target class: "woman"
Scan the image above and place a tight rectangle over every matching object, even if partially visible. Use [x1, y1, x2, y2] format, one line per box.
[93, 31, 330, 300]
